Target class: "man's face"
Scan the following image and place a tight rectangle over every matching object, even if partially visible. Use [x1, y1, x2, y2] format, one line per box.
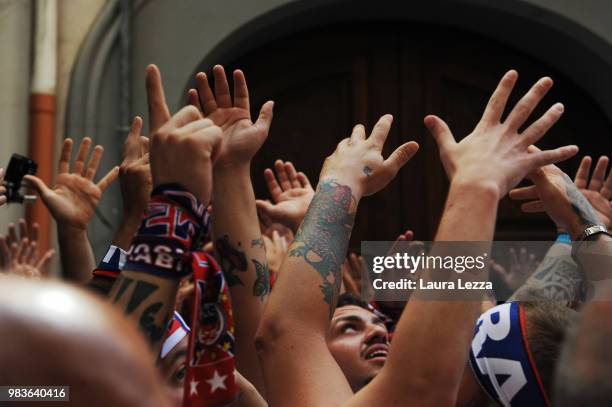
[160, 336, 188, 407]
[326, 305, 389, 391]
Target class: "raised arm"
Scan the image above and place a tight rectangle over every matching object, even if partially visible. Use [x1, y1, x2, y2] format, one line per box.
[349, 70, 578, 407]
[256, 115, 419, 406]
[509, 153, 611, 302]
[256, 159, 314, 234]
[189, 65, 273, 393]
[113, 116, 152, 250]
[110, 105, 222, 354]
[88, 66, 173, 296]
[25, 138, 118, 283]
[0, 219, 55, 278]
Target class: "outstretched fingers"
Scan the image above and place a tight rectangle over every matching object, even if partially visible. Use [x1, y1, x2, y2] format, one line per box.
[195, 72, 218, 115]
[274, 160, 291, 191]
[350, 124, 366, 143]
[297, 172, 311, 189]
[284, 162, 301, 188]
[481, 70, 519, 124]
[213, 65, 232, 108]
[187, 88, 202, 111]
[23, 175, 52, 202]
[368, 114, 393, 148]
[505, 77, 553, 131]
[145, 64, 171, 133]
[509, 185, 538, 201]
[124, 116, 144, 161]
[574, 156, 592, 189]
[424, 115, 455, 153]
[255, 100, 274, 133]
[589, 156, 609, 191]
[264, 168, 283, 201]
[72, 138, 92, 175]
[97, 166, 120, 192]
[383, 141, 420, 174]
[528, 145, 579, 169]
[233, 69, 250, 111]
[35, 249, 55, 276]
[58, 138, 73, 174]
[85, 145, 104, 180]
[519, 103, 564, 147]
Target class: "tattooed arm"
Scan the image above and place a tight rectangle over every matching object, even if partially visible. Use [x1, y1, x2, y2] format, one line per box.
[190, 66, 273, 393]
[111, 104, 222, 354]
[256, 115, 419, 406]
[350, 71, 578, 406]
[509, 154, 610, 303]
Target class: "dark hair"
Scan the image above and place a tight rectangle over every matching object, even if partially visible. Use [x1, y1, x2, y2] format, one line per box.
[522, 301, 577, 397]
[336, 293, 369, 310]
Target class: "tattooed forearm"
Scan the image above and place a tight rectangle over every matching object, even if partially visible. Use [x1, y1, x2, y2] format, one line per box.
[510, 250, 583, 303]
[252, 259, 270, 300]
[251, 237, 265, 248]
[215, 235, 248, 286]
[564, 174, 602, 226]
[288, 179, 357, 317]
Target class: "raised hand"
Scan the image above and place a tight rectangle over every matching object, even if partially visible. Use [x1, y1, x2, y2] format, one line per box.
[191, 65, 274, 167]
[191, 66, 271, 393]
[320, 114, 419, 197]
[120, 117, 151, 218]
[509, 149, 602, 237]
[256, 160, 314, 232]
[24, 137, 119, 231]
[0, 219, 55, 278]
[573, 156, 612, 227]
[491, 247, 538, 290]
[425, 70, 578, 197]
[263, 230, 288, 276]
[150, 106, 222, 204]
[111, 116, 153, 250]
[146, 64, 171, 134]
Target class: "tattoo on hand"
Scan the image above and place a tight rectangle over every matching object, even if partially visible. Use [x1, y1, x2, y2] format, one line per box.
[564, 174, 602, 226]
[251, 237, 264, 248]
[288, 179, 356, 317]
[363, 166, 373, 177]
[216, 235, 248, 287]
[252, 258, 270, 300]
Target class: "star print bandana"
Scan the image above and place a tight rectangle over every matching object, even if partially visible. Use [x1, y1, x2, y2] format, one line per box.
[183, 251, 237, 406]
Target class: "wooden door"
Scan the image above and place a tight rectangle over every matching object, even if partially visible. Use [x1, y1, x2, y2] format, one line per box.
[222, 23, 612, 248]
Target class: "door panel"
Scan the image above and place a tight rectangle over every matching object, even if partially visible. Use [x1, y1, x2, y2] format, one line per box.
[222, 23, 612, 247]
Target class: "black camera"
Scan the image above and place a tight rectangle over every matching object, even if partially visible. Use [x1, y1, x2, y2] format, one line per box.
[4, 154, 38, 203]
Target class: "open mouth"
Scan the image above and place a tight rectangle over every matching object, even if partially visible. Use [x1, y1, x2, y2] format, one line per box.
[364, 345, 389, 360]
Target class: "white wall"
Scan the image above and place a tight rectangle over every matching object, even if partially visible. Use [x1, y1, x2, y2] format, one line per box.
[0, 0, 31, 229]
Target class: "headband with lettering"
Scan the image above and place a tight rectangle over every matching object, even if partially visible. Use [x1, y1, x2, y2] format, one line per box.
[469, 301, 550, 407]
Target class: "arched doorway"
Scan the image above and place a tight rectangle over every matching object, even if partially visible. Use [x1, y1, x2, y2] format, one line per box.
[213, 23, 612, 246]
